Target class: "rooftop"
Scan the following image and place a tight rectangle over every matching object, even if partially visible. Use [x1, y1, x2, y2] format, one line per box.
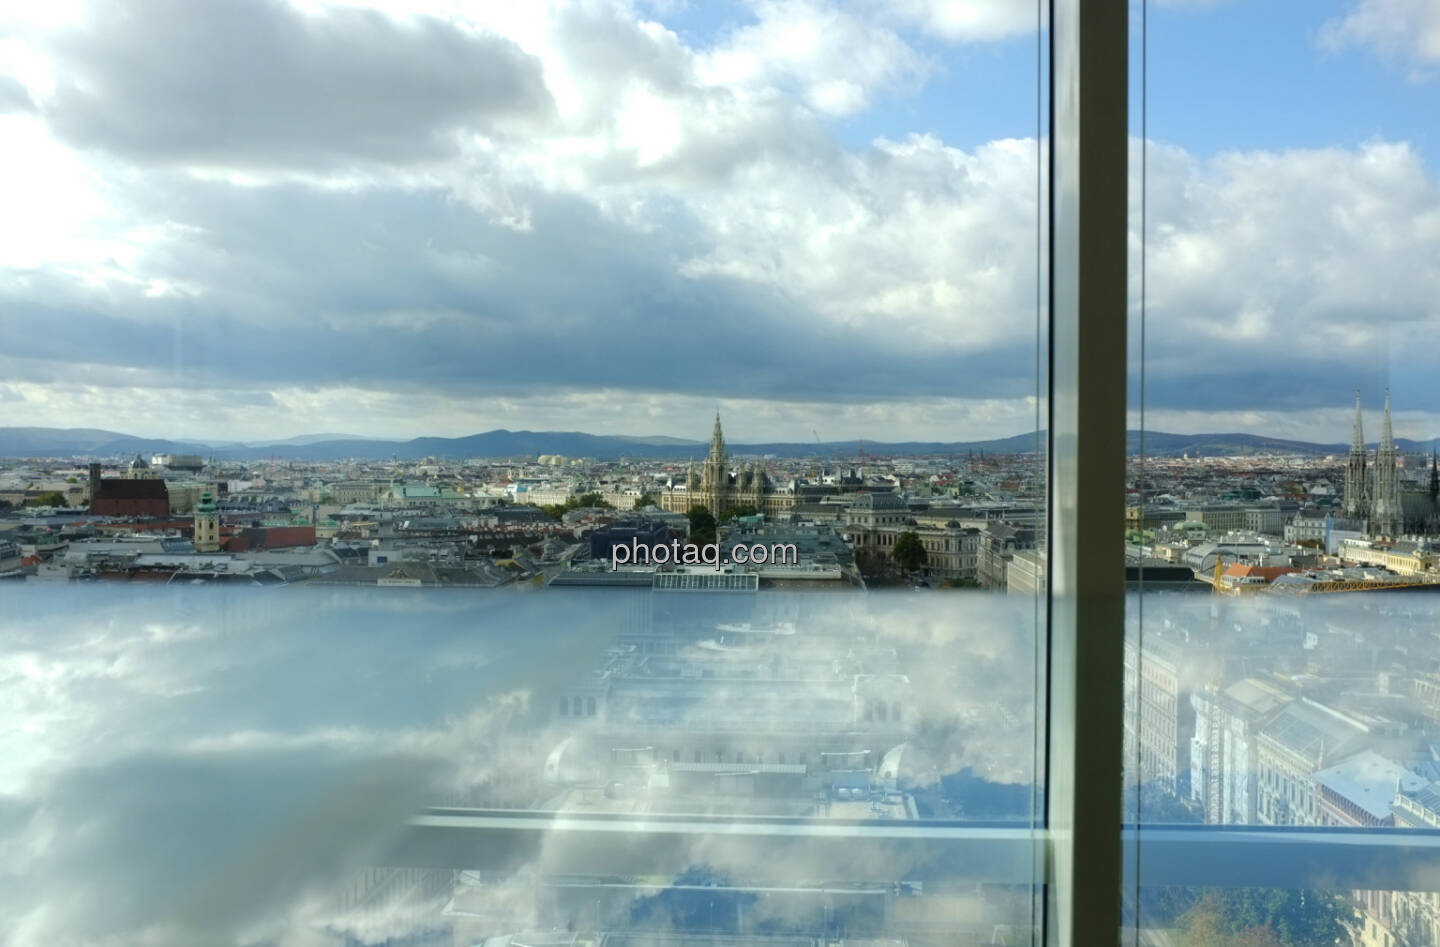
[1314, 749, 1428, 822]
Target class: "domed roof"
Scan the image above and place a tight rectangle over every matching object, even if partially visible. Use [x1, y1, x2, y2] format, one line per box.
[877, 743, 940, 789]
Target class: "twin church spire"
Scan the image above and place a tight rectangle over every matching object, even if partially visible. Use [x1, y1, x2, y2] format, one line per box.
[1345, 389, 1403, 538]
[1344, 390, 1367, 519]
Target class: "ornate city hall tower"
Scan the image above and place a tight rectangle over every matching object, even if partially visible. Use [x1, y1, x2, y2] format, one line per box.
[661, 414, 784, 516]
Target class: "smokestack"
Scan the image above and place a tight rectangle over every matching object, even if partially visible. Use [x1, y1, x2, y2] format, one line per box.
[88, 463, 101, 502]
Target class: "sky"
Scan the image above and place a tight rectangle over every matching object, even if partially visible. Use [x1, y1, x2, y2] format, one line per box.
[1, 0, 1437, 445]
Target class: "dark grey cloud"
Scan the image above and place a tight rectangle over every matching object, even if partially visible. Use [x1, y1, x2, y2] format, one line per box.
[39, 0, 554, 168]
[1130, 331, 1397, 414]
[0, 175, 1041, 404]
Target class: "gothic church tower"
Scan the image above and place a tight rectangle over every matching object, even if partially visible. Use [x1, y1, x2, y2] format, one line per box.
[1343, 390, 1368, 520]
[1370, 390, 1403, 539]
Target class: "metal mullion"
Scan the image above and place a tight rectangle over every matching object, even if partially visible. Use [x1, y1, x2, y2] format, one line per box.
[1045, 0, 1129, 944]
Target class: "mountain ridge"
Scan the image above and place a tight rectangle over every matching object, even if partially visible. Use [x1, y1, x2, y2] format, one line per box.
[2, 426, 1436, 461]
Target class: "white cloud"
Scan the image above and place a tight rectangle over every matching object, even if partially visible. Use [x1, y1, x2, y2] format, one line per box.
[1131, 137, 1440, 418]
[677, 133, 1041, 350]
[877, 0, 1037, 43]
[1319, 0, 1440, 74]
[697, 0, 933, 116]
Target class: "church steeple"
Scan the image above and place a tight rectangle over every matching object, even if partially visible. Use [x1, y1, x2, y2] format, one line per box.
[1370, 388, 1402, 538]
[700, 412, 729, 510]
[1344, 390, 1368, 520]
[709, 412, 726, 458]
[194, 489, 220, 553]
[1350, 390, 1366, 455]
[1381, 389, 1395, 451]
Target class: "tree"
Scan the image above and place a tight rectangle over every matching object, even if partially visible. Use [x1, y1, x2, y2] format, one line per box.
[892, 530, 928, 574]
[855, 547, 902, 586]
[23, 492, 67, 509]
[1176, 896, 1283, 947]
[540, 492, 614, 520]
[1165, 888, 1347, 947]
[686, 504, 717, 546]
[633, 494, 657, 511]
[719, 503, 759, 523]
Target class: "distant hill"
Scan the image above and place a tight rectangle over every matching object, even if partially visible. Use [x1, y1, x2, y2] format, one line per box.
[0, 427, 1048, 461]
[0, 426, 1432, 462]
[0, 427, 218, 458]
[1126, 431, 1434, 457]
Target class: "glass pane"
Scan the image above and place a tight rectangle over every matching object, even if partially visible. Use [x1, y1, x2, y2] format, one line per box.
[0, 2, 1048, 944]
[1126, 0, 1440, 941]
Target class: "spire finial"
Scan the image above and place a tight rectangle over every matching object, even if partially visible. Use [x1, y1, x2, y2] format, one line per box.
[1382, 387, 1395, 450]
[1351, 390, 1366, 453]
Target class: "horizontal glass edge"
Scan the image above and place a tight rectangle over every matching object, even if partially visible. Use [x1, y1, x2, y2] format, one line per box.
[388, 809, 1440, 891]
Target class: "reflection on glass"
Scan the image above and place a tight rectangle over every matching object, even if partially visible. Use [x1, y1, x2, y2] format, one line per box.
[1, 586, 1046, 943]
